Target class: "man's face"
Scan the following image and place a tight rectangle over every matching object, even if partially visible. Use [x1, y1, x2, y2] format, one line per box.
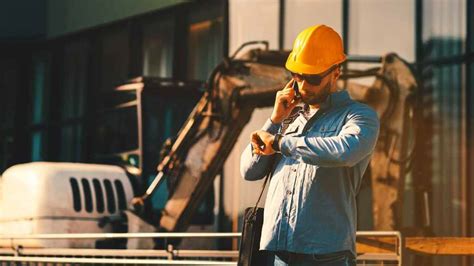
[293, 67, 340, 105]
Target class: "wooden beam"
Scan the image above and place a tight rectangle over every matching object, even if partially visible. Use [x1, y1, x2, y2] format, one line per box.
[405, 237, 474, 255]
[356, 237, 474, 255]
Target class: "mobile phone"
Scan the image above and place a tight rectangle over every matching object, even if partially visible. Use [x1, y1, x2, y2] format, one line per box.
[292, 80, 301, 100]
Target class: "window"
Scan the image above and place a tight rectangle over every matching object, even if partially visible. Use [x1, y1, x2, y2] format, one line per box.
[187, 4, 224, 80]
[104, 179, 116, 213]
[59, 40, 89, 161]
[0, 58, 20, 171]
[100, 27, 130, 92]
[81, 178, 93, 213]
[93, 179, 105, 213]
[114, 180, 126, 211]
[142, 17, 174, 77]
[0, 59, 19, 131]
[30, 53, 51, 162]
[420, 0, 467, 238]
[92, 104, 138, 157]
[417, 1, 468, 265]
[69, 178, 81, 212]
[141, 86, 202, 214]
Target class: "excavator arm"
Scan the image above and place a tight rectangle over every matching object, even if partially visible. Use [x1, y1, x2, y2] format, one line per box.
[135, 43, 418, 234]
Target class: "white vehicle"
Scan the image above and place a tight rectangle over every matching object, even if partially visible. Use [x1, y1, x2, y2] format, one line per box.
[0, 162, 133, 248]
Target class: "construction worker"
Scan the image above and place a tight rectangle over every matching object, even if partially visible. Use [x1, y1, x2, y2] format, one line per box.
[240, 24, 380, 266]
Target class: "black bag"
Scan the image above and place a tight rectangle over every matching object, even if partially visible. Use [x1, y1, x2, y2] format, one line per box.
[239, 207, 267, 266]
[238, 165, 274, 266]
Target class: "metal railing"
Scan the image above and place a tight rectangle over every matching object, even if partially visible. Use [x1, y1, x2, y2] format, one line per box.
[0, 232, 240, 265]
[0, 231, 402, 265]
[356, 231, 402, 266]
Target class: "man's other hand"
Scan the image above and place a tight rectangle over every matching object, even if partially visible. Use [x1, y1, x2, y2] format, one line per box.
[251, 130, 275, 155]
[129, 196, 145, 214]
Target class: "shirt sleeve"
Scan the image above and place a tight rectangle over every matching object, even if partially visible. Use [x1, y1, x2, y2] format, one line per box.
[279, 106, 380, 167]
[240, 119, 281, 181]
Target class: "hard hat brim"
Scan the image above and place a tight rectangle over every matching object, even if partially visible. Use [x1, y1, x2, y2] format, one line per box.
[285, 52, 347, 75]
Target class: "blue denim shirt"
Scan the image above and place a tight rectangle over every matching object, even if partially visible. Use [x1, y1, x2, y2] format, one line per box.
[240, 90, 380, 256]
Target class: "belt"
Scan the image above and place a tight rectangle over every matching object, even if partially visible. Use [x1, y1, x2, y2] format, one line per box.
[275, 250, 355, 263]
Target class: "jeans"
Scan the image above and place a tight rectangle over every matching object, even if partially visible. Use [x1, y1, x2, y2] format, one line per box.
[266, 250, 356, 266]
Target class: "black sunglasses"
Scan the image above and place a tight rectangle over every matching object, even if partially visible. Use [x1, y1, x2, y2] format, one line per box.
[291, 65, 338, 86]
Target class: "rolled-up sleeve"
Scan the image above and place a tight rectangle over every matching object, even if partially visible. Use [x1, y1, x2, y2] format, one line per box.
[240, 119, 281, 181]
[280, 107, 379, 167]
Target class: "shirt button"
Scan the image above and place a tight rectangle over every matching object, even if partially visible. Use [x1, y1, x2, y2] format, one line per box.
[292, 168, 297, 172]
[286, 190, 292, 195]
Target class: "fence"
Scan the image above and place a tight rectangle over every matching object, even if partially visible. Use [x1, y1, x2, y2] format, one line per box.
[0, 231, 402, 265]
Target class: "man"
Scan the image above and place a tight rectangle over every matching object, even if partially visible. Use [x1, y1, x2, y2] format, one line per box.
[240, 24, 380, 266]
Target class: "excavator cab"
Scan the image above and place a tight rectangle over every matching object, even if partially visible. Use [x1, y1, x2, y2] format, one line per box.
[90, 77, 215, 226]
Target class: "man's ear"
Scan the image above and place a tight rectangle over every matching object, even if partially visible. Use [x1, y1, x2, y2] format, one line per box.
[334, 65, 342, 79]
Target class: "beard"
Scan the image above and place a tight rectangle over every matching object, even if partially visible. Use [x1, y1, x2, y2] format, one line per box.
[302, 79, 333, 105]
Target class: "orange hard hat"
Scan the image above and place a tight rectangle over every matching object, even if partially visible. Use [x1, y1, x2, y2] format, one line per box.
[286, 24, 346, 75]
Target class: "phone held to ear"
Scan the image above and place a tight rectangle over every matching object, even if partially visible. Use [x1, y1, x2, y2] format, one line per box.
[283, 80, 301, 108]
[292, 80, 301, 100]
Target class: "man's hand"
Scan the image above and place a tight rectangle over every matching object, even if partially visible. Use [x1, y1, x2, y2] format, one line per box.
[129, 196, 145, 214]
[251, 130, 275, 155]
[270, 79, 301, 124]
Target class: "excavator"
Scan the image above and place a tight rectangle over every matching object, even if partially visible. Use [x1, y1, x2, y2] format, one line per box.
[0, 41, 418, 256]
[130, 41, 418, 236]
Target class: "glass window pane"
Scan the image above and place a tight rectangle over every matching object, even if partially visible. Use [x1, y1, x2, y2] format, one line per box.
[423, 0, 466, 57]
[346, 0, 414, 90]
[140, 83, 202, 215]
[142, 18, 174, 77]
[31, 131, 47, 161]
[187, 5, 224, 80]
[419, 62, 467, 266]
[422, 63, 465, 236]
[93, 105, 138, 157]
[62, 41, 88, 120]
[0, 59, 19, 130]
[0, 135, 14, 172]
[60, 124, 83, 162]
[349, 0, 415, 60]
[30, 53, 51, 162]
[100, 27, 130, 92]
[31, 54, 51, 125]
[284, 0, 342, 50]
[228, 0, 279, 53]
[58, 41, 89, 162]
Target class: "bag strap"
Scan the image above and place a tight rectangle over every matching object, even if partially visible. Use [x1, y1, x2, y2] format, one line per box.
[249, 156, 278, 218]
[248, 115, 292, 218]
